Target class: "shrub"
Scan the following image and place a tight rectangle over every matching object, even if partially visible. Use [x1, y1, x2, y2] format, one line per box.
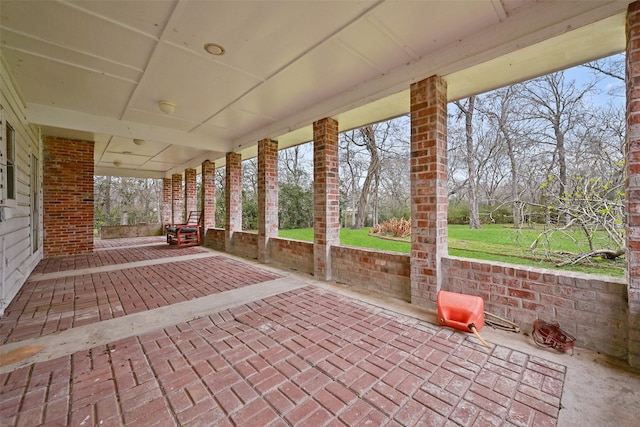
[371, 217, 411, 238]
[448, 202, 469, 224]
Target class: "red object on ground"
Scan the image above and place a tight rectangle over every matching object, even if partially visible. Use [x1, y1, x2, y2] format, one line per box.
[437, 290, 485, 332]
[532, 320, 576, 352]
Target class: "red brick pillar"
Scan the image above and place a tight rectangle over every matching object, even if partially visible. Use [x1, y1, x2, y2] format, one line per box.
[43, 137, 94, 257]
[184, 168, 197, 218]
[410, 75, 448, 309]
[258, 139, 278, 263]
[626, 1, 640, 368]
[202, 160, 216, 231]
[225, 152, 242, 251]
[313, 117, 340, 280]
[161, 178, 171, 226]
[171, 173, 183, 224]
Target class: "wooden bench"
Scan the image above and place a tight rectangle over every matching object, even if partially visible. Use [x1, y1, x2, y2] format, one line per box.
[166, 211, 203, 248]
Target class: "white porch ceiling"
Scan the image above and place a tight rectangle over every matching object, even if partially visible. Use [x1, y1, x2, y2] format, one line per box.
[0, 0, 632, 178]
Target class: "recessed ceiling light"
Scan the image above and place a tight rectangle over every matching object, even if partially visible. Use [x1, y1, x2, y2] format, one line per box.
[133, 139, 145, 145]
[114, 160, 122, 167]
[204, 43, 225, 56]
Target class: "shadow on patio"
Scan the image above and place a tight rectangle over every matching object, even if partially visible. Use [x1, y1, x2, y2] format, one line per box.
[1, 237, 638, 426]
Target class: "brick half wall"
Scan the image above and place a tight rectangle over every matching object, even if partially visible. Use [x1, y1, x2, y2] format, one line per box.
[43, 137, 94, 257]
[269, 238, 314, 274]
[205, 228, 225, 251]
[229, 231, 258, 259]
[442, 256, 628, 358]
[332, 246, 411, 302]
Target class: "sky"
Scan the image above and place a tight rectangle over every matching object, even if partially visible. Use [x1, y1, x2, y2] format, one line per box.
[562, 53, 625, 107]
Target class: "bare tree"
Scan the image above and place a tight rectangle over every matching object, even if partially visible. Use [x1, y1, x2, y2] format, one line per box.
[339, 136, 365, 227]
[447, 124, 469, 200]
[520, 72, 596, 224]
[215, 167, 226, 228]
[94, 176, 162, 227]
[378, 153, 411, 219]
[529, 172, 625, 265]
[354, 125, 381, 228]
[480, 86, 530, 227]
[278, 144, 314, 229]
[105, 175, 112, 217]
[280, 143, 312, 187]
[453, 96, 481, 229]
[242, 159, 258, 229]
[340, 124, 386, 228]
[582, 54, 624, 96]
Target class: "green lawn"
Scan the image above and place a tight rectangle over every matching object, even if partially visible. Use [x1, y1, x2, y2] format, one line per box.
[278, 227, 411, 253]
[278, 224, 625, 277]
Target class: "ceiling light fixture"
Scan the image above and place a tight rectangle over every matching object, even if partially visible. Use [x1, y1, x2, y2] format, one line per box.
[204, 43, 225, 56]
[159, 100, 176, 114]
[114, 160, 122, 167]
[133, 138, 145, 146]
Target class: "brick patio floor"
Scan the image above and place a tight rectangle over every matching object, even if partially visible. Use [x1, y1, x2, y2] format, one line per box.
[1, 240, 279, 345]
[0, 238, 572, 426]
[34, 238, 210, 274]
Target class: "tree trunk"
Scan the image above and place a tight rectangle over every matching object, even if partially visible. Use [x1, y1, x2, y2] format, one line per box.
[372, 172, 380, 226]
[554, 123, 570, 225]
[342, 141, 358, 228]
[105, 175, 112, 223]
[505, 134, 520, 228]
[483, 86, 522, 228]
[354, 125, 381, 228]
[460, 96, 481, 229]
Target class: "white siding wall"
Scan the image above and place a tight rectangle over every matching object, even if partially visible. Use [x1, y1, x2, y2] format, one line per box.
[0, 59, 43, 317]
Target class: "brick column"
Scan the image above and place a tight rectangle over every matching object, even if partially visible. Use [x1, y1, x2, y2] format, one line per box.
[161, 178, 172, 226]
[258, 139, 278, 263]
[202, 160, 216, 230]
[225, 152, 242, 251]
[43, 137, 94, 257]
[184, 168, 197, 217]
[171, 173, 183, 224]
[626, 1, 640, 369]
[410, 75, 448, 309]
[313, 117, 340, 280]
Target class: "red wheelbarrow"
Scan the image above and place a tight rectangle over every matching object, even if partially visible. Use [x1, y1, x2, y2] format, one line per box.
[437, 290, 491, 348]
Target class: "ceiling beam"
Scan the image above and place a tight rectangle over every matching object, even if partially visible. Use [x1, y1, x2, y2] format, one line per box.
[166, 151, 227, 176]
[27, 103, 231, 151]
[95, 166, 166, 179]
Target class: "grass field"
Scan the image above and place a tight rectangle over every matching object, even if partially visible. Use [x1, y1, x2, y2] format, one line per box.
[278, 224, 625, 277]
